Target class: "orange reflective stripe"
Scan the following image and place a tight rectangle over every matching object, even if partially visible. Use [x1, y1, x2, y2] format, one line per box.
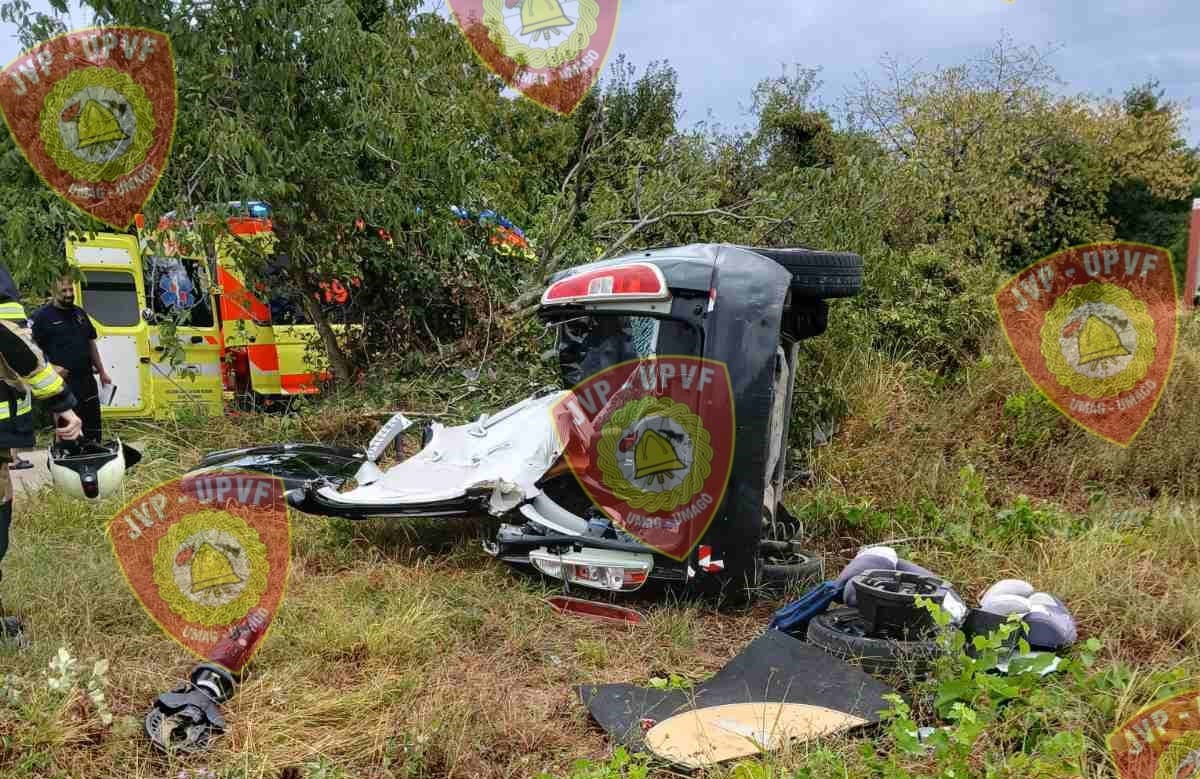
[280, 372, 322, 394]
[246, 343, 279, 372]
[217, 266, 271, 322]
[228, 217, 272, 236]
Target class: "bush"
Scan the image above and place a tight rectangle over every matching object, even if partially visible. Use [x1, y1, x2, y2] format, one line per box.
[849, 245, 1000, 371]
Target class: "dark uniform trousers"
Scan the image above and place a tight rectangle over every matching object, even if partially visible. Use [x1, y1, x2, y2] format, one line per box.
[68, 373, 102, 443]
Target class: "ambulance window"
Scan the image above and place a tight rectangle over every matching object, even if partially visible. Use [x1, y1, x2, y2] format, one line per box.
[147, 257, 215, 328]
[80, 270, 139, 327]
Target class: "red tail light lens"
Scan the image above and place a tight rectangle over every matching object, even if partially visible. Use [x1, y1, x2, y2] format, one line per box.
[541, 263, 668, 305]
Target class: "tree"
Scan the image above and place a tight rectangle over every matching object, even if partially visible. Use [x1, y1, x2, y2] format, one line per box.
[4, 0, 519, 378]
[748, 65, 836, 175]
[508, 58, 773, 312]
[0, 132, 97, 295]
[847, 38, 1197, 271]
[0, 4, 109, 296]
[1104, 80, 1200, 286]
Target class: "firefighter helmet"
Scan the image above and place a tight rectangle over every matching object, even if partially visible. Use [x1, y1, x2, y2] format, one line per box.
[49, 438, 142, 500]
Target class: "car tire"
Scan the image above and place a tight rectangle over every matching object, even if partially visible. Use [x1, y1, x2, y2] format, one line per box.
[772, 250, 864, 299]
[807, 607, 942, 677]
[759, 539, 824, 593]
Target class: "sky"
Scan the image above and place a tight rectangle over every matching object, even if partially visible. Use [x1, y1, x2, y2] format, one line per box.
[2, 0, 1197, 145]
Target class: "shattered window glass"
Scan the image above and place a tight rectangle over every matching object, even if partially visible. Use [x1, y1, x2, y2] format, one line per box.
[556, 315, 698, 388]
[631, 317, 659, 357]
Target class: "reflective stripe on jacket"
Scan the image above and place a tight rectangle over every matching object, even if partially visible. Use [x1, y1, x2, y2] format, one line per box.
[0, 393, 31, 421]
[0, 301, 26, 324]
[0, 320, 76, 448]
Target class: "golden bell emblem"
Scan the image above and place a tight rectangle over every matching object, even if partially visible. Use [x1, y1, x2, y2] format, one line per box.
[520, 0, 572, 39]
[634, 429, 686, 482]
[1077, 315, 1129, 364]
[190, 543, 242, 593]
[75, 100, 126, 149]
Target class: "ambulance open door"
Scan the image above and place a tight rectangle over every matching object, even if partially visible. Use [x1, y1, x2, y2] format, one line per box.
[66, 232, 154, 418]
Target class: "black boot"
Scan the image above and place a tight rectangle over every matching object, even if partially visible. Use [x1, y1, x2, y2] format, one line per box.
[0, 614, 22, 640]
[0, 587, 24, 646]
[0, 500, 24, 644]
[0, 573, 22, 644]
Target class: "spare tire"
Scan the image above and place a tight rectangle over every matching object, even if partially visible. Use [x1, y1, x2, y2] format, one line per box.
[807, 607, 942, 677]
[758, 249, 864, 299]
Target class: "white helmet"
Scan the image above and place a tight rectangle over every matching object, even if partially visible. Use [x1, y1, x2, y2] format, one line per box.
[49, 438, 141, 500]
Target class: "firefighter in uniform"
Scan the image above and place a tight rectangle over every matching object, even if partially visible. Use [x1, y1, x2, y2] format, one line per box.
[0, 269, 82, 640]
[0, 280, 35, 470]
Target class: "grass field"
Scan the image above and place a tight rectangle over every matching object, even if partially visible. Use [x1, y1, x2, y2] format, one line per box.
[1, 319, 1197, 779]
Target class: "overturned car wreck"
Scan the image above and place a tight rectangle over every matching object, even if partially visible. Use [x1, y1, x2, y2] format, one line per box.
[192, 243, 863, 597]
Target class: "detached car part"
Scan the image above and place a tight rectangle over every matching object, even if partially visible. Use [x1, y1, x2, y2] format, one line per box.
[849, 569, 961, 639]
[806, 607, 943, 677]
[144, 663, 236, 753]
[547, 596, 645, 626]
[579, 630, 893, 753]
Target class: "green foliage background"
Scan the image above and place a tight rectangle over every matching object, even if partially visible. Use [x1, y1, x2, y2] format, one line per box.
[0, 7, 1196, 406]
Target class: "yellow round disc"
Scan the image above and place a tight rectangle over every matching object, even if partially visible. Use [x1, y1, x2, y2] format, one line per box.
[644, 702, 867, 769]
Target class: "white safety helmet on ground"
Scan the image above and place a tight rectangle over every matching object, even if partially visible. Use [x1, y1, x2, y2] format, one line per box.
[49, 438, 141, 500]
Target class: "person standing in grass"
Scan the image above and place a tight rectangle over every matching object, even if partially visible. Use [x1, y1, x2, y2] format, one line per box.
[31, 276, 111, 444]
[0, 264, 83, 641]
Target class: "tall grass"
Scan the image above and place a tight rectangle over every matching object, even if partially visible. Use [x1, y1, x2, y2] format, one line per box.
[1, 312, 1197, 777]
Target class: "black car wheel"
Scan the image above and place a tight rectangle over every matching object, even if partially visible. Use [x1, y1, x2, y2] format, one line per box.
[758, 539, 824, 594]
[766, 249, 864, 299]
[807, 607, 943, 677]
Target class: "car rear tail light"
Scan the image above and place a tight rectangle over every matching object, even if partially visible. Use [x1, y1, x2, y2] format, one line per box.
[529, 547, 654, 592]
[541, 263, 669, 305]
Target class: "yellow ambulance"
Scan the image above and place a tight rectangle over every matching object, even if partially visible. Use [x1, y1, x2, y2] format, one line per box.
[65, 203, 342, 419]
